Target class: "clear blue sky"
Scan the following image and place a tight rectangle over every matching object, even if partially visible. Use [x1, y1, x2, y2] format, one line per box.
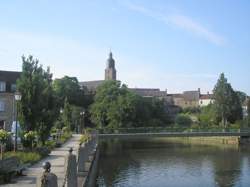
[0, 0, 249, 95]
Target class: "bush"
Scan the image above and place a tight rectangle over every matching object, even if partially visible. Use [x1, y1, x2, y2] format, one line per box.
[44, 140, 56, 150]
[175, 114, 192, 127]
[60, 131, 72, 143]
[3, 151, 41, 164]
[34, 147, 51, 157]
[22, 131, 37, 150]
[80, 133, 90, 144]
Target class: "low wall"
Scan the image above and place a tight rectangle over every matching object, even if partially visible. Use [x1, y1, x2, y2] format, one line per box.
[152, 136, 240, 147]
[83, 146, 100, 187]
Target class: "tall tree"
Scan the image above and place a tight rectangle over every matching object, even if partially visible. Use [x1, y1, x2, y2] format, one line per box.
[213, 73, 242, 127]
[90, 80, 170, 128]
[62, 98, 73, 130]
[90, 81, 137, 128]
[235, 91, 247, 105]
[247, 99, 250, 126]
[53, 76, 85, 107]
[17, 55, 57, 144]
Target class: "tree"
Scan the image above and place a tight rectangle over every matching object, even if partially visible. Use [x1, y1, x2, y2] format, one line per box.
[17, 55, 57, 144]
[175, 114, 192, 127]
[247, 99, 250, 126]
[53, 76, 85, 107]
[235, 91, 247, 105]
[199, 104, 217, 127]
[213, 73, 242, 127]
[62, 98, 73, 130]
[90, 81, 137, 128]
[90, 80, 170, 128]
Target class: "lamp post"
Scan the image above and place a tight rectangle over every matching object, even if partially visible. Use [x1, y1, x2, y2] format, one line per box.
[14, 91, 22, 152]
[80, 111, 85, 134]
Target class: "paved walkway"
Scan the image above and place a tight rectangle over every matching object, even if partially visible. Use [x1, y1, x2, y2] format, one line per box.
[3, 134, 81, 187]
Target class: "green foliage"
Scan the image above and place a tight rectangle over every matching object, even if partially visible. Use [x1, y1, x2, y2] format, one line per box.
[62, 98, 73, 130]
[198, 104, 217, 127]
[90, 80, 170, 128]
[90, 81, 137, 128]
[17, 55, 58, 144]
[34, 147, 50, 157]
[0, 130, 10, 144]
[213, 73, 243, 127]
[53, 76, 85, 107]
[80, 133, 90, 144]
[22, 131, 37, 149]
[175, 114, 192, 127]
[235, 91, 247, 105]
[182, 107, 201, 114]
[3, 151, 41, 164]
[247, 99, 250, 126]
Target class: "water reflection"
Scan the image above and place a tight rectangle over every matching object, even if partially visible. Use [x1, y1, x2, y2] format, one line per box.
[96, 138, 250, 187]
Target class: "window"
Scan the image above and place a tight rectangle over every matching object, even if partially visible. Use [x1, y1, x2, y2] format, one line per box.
[0, 120, 4, 129]
[11, 84, 16, 92]
[0, 100, 5, 112]
[0, 81, 6, 92]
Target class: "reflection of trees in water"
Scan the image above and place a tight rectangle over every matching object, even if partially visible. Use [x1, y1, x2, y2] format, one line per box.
[97, 138, 250, 187]
[212, 148, 242, 187]
[98, 139, 141, 186]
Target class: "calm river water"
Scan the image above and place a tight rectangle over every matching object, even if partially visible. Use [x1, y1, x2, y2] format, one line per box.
[96, 138, 250, 187]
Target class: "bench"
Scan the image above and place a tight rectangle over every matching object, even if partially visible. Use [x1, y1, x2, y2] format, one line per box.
[0, 157, 30, 182]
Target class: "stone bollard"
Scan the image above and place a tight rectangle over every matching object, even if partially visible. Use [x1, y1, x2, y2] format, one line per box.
[63, 147, 78, 187]
[37, 162, 58, 187]
[78, 143, 89, 174]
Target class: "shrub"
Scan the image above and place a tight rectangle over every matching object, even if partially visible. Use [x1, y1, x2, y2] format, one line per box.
[22, 131, 37, 150]
[3, 151, 41, 164]
[80, 133, 90, 144]
[45, 140, 56, 150]
[60, 131, 72, 143]
[34, 147, 51, 157]
[175, 114, 192, 127]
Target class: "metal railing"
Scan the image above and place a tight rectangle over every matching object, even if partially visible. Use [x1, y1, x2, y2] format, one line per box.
[98, 127, 250, 134]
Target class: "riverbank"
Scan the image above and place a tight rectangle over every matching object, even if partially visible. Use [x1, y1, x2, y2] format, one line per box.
[154, 136, 240, 146]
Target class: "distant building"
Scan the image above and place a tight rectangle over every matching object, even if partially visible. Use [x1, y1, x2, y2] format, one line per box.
[199, 92, 214, 107]
[0, 70, 21, 130]
[169, 89, 201, 108]
[79, 52, 117, 93]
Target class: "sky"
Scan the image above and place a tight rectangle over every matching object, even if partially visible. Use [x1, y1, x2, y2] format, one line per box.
[0, 0, 249, 95]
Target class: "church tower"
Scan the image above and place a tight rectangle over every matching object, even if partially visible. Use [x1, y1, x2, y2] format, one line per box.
[105, 51, 116, 80]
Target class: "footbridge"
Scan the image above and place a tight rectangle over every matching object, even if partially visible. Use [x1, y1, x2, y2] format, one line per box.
[98, 127, 250, 139]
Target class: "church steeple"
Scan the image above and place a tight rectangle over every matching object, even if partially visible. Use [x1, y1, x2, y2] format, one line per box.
[105, 51, 116, 80]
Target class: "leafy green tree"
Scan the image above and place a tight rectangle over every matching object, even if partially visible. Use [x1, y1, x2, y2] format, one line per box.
[199, 104, 217, 127]
[62, 98, 73, 130]
[175, 114, 192, 127]
[90, 81, 137, 128]
[235, 91, 247, 105]
[213, 73, 242, 127]
[90, 80, 170, 128]
[53, 76, 85, 107]
[247, 99, 250, 126]
[17, 55, 58, 144]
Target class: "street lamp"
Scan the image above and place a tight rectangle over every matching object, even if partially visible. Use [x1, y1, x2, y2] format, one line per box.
[14, 91, 22, 152]
[80, 111, 85, 134]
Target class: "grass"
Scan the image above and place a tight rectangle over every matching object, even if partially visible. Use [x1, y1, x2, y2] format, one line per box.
[3, 151, 41, 164]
